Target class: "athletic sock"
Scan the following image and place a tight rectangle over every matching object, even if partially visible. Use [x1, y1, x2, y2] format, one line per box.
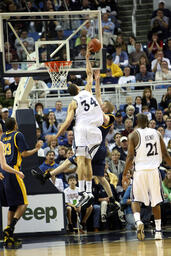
[155, 219, 161, 231]
[134, 212, 141, 223]
[78, 180, 85, 193]
[86, 181, 92, 193]
[10, 218, 19, 232]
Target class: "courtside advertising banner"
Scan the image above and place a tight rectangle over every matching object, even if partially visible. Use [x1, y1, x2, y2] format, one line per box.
[2, 194, 65, 233]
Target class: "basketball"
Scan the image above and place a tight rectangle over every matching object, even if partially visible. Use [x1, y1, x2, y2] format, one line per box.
[89, 38, 101, 53]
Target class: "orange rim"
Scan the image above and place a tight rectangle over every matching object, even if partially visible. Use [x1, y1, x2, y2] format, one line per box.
[45, 61, 72, 72]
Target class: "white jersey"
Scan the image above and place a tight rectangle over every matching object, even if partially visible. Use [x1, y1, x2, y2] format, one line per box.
[134, 128, 162, 171]
[64, 186, 79, 205]
[73, 90, 103, 127]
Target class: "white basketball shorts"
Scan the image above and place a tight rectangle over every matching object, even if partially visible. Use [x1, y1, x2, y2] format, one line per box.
[131, 169, 164, 207]
[73, 125, 102, 159]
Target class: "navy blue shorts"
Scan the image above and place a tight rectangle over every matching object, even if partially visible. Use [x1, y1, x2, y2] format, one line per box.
[92, 146, 106, 177]
[1, 169, 28, 207]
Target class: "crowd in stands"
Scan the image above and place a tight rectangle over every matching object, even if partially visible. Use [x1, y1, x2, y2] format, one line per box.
[0, 0, 171, 232]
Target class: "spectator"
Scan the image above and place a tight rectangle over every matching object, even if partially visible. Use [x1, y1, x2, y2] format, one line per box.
[106, 123, 116, 144]
[134, 96, 142, 114]
[15, 30, 35, 55]
[162, 169, 171, 202]
[112, 44, 129, 69]
[56, 145, 67, 164]
[102, 13, 115, 46]
[95, 170, 119, 226]
[155, 109, 165, 128]
[59, 130, 73, 148]
[34, 103, 47, 133]
[135, 55, 151, 73]
[74, 45, 87, 68]
[165, 117, 171, 139]
[157, 126, 170, 146]
[123, 96, 133, 113]
[155, 60, 171, 81]
[54, 100, 67, 124]
[119, 136, 128, 161]
[0, 108, 9, 132]
[142, 87, 158, 111]
[44, 135, 58, 159]
[151, 50, 170, 73]
[0, 89, 14, 109]
[108, 149, 125, 178]
[151, 9, 169, 39]
[4, 63, 21, 86]
[127, 35, 136, 55]
[147, 32, 163, 60]
[164, 102, 171, 117]
[160, 86, 171, 111]
[122, 169, 133, 192]
[115, 34, 127, 52]
[114, 112, 124, 132]
[42, 111, 58, 136]
[75, 30, 91, 47]
[118, 66, 136, 91]
[100, 55, 123, 83]
[121, 119, 134, 137]
[135, 64, 154, 87]
[64, 174, 93, 232]
[148, 119, 157, 129]
[111, 132, 122, 153]
[164, 38, 171, 62]
[129, 42, 147, 71]
[148, 18, 166, 41]
[121, 184, 152, 230]
[5, 77, 20, 93]
[152, 1, 171, 19]
[123, 105, 136, 127]
[142, 105, 152, 121]
[68, 74, 84, 87]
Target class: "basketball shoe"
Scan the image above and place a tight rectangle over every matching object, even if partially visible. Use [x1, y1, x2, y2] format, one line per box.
[75, 192, 90, 208]
[31, 169, 51, 184]
[136, 221, 145, 241]
[154, 230, 162, 240]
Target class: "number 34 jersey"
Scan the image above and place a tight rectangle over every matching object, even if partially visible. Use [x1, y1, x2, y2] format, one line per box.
[73, 90, 103, 127]
[1, 131, 28, 168]
[134, 128, 162, 171]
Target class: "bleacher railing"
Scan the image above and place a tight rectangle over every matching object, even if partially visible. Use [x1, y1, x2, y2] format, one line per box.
[29, 80, 171, 110]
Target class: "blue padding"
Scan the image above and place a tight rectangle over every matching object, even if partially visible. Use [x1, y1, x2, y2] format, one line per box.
[64, 30, 73, 38]
[28, 32, 40, 41]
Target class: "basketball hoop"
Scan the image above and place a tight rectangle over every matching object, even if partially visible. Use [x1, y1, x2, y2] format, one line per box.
[45, 61, 72, 88]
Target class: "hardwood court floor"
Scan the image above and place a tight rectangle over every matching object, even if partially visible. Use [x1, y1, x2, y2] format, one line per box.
[0, 229, 171, 256]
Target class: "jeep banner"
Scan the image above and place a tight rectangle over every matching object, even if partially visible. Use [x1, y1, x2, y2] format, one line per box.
[2, 193, 65, 233]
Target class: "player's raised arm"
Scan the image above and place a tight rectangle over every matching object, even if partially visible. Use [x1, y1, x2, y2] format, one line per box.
[85, 46, 93, 93]
[94, 69, 103, 107]
[55, 100, 76, 139]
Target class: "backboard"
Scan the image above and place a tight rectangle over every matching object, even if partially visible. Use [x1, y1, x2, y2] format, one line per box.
[0, 10, 103, 78]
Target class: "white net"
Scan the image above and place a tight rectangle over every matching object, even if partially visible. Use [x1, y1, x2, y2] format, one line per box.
[45, 61, 72, 88]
